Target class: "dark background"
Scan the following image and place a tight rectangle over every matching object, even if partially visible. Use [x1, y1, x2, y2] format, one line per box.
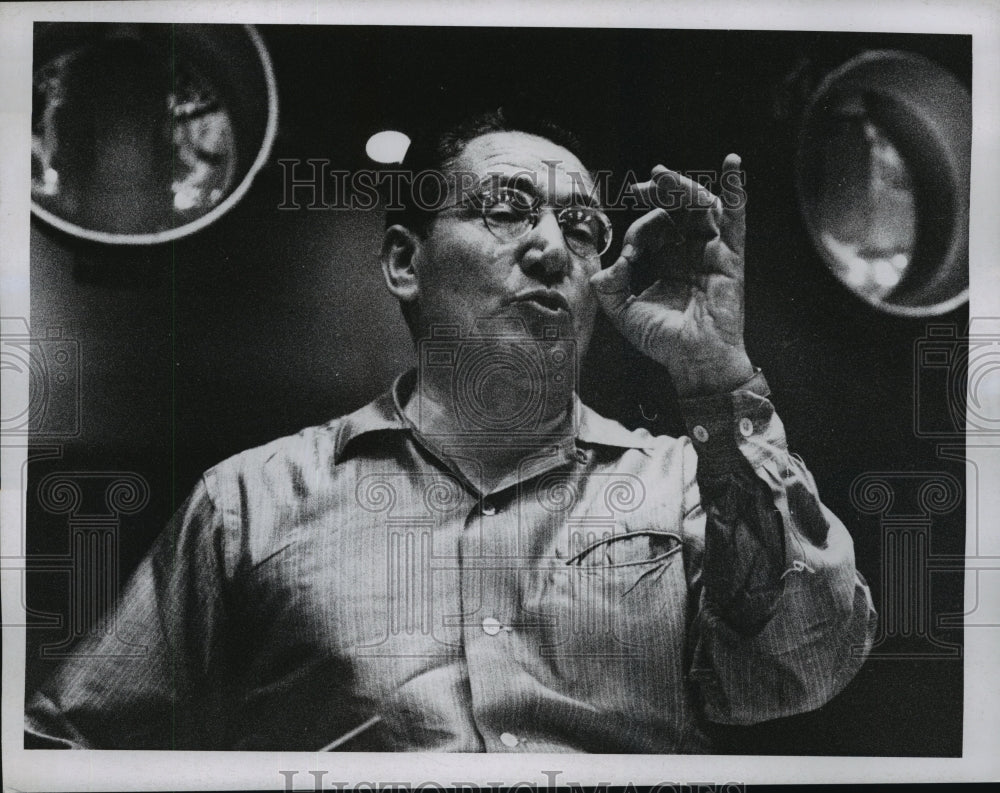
[25, 26, 970, 756]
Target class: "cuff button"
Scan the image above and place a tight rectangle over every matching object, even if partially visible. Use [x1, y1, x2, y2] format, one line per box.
[482, 617, 503, 636]
[738, 417, 754, 437]
[692, 425, 709, 443]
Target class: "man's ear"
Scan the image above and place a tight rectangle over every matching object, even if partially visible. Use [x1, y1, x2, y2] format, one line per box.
[380, 225, 422, 305]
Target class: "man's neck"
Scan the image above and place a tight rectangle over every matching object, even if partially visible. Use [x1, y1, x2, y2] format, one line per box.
[402, 359, 578, 492]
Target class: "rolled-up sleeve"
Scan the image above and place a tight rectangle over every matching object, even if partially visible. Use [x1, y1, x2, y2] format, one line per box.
[24, 478, 233, 749]
[678, 371, 877, 725]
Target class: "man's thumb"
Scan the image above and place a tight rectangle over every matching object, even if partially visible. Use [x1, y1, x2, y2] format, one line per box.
[589, 257, 632, 329]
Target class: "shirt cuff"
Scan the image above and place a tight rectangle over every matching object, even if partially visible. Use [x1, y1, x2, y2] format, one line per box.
[677, 369, 773, 478]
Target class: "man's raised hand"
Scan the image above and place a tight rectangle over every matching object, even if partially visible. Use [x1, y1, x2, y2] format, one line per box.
[590, 154, 755, 397]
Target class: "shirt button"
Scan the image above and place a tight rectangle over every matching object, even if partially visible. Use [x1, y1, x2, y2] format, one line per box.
[499, 731, 519, 747]
[738, 417, 754, 437]
[481, 617, 502, 636]
[481, 501, 497, 516]
[692, 425, 709, 443]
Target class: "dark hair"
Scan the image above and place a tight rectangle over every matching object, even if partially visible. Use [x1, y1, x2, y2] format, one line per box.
[384, 106, 593, 236]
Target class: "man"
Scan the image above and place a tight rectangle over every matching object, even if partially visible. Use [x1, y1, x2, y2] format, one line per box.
[25, 109, 876, 752]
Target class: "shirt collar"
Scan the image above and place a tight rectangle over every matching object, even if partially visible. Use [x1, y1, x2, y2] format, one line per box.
[331, 374, 410, 463]
[333, 369, 655, 463]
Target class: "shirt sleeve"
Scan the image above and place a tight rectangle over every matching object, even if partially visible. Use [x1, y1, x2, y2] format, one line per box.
[24, 477, 234, 749]
[677, 370, 878, 725]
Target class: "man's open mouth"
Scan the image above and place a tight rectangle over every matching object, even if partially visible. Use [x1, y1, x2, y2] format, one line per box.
[513, 290, 571, 313]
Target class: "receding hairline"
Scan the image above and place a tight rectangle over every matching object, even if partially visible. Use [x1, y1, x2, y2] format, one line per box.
[383, 108, 598, 235]
[441, 130, 601, 205]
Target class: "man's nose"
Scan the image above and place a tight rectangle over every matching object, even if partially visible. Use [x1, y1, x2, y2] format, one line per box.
[518, 211, 571, 283]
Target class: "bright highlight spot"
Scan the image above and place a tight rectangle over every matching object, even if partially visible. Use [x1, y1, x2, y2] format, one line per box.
[366, 130, 411, 164]
[842, 257, 869, 287]
[872, 258, 901, 288]
[42, 167, 59, 196]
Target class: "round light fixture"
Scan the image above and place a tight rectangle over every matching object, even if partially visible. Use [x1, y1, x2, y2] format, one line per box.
[30, 23, 278, 245]
[365, 130, 411, 164]
[796, 50, 970, 316]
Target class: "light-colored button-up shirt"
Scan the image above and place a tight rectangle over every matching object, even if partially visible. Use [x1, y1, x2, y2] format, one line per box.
[25, 372, 877, 752]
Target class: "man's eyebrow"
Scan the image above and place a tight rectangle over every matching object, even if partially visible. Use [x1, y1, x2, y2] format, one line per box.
[479, 172, 540, 195]
[479, 172, 601, 207]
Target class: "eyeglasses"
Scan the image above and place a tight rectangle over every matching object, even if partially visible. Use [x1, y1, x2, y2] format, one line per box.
[436, 186, 613, 258]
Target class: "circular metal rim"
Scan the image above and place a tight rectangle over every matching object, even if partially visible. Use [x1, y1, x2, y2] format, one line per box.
[859, 287, 970, 318]
[794, 49, 970, 318]
[30, 23, 279, 246]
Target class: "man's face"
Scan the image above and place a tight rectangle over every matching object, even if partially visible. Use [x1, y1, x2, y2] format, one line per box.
[410, 131, 603, 354]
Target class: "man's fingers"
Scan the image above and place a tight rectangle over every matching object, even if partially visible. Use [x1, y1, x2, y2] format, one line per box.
[589, 257, 632, 330]
[719, 153, 746, 256]
[590, 209, 680, 329]
[621, 207, 678, 253]
[650, 165, 719, 212]
[590, 256, 673, 352]
[630, 167, 721, 239]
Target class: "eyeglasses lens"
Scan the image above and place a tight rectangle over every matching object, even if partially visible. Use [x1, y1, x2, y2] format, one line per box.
[481, 189, 611, 257]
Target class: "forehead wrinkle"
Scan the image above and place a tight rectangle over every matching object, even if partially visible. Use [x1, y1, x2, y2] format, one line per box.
[480, 156, 595, 199]
[449, 133, 599, 206]
[483, 172, 601, 209]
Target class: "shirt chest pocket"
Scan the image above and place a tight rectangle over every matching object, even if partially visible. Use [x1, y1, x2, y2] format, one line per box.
[527, 530, 691, 664]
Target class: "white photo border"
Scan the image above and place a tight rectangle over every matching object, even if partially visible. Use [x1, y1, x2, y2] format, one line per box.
[2, 0, 998, 789]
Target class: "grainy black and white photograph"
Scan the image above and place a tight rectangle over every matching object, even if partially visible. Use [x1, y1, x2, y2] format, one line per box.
[1, 0, 998, 790]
